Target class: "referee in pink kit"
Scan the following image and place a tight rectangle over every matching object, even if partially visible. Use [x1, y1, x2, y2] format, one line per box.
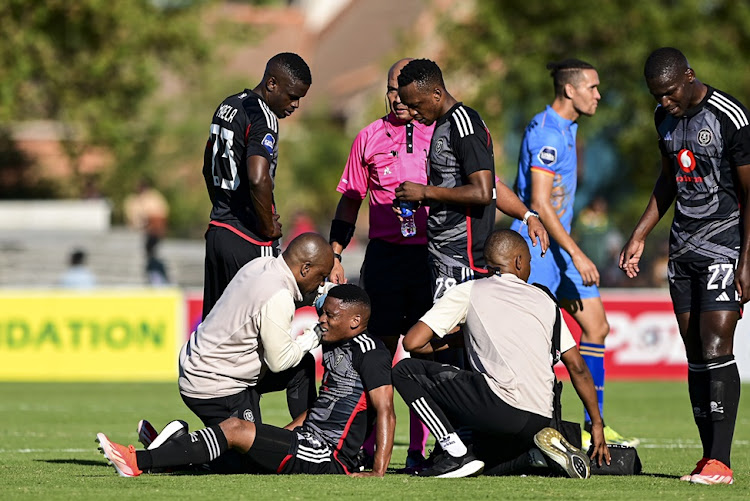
[328, 58, 432, 471]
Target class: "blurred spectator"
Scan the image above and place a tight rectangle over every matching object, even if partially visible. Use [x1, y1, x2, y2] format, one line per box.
[649, 241, 670, 288]
[282, 211, 317, 251]
[575, 196, 612, 270]
[146, 237, 170, 286]
[124, 178, 169, 249]
[58, 249, 96, 289]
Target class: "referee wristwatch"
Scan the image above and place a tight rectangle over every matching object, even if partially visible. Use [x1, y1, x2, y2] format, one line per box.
[522, 210, 539, 225]
[333, 252, 343, 262]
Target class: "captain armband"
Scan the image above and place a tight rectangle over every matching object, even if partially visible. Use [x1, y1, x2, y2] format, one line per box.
[329, 219, 356, 249]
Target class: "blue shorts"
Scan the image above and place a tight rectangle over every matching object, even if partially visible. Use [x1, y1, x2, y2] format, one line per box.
[519, 231, 600, 301]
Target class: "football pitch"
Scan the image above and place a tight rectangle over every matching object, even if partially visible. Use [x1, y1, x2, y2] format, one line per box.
[1, 381, 748, 500]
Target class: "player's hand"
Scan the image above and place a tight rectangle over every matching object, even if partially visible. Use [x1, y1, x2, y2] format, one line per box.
[619, 237, 645, 279]
[329, 259, 347, 284]
[589, 422, 611, 467]
[526, 217, 549, 256]
[349, 471, 385, 478]
[735, 257, 750, 304]
[572, 252, 600, 287]
[395, 181, 427, 202]
[265, 213, 283, 240]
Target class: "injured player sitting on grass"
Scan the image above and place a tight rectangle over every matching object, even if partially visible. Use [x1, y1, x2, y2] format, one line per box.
[96, 284, 397, 477]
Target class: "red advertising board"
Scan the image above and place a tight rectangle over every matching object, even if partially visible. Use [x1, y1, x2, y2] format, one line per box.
[555, 290, 686, 380]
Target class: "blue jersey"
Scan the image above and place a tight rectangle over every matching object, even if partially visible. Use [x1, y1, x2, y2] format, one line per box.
[512, 105, 579, 233]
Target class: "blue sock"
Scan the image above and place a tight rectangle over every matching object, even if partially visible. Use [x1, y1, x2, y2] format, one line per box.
[579, 342, 605, 424]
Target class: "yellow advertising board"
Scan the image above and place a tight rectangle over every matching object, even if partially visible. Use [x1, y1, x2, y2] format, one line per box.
[0, 289, 183, 381]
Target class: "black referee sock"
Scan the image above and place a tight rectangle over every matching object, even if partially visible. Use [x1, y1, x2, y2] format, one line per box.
[706, 355, 740, 467]
[687, 362, 712, 459]
[136, 425, 229, 470]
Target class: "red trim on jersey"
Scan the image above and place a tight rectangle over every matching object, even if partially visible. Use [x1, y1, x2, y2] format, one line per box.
[465, 213, 488, 273]
[245, 123, 252, 142]
[276, 454, 293, 473]
[208, 221, 273, 246]
[334, 391, 368, 475]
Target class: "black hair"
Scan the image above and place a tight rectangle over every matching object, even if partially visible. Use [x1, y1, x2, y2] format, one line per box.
[267, 52, 312, 85]
[547, 58, 596, 97]
[483, 229, 528, 263]
[70, 249, 87, 266]
[397, 58, 445, 89]
[644, 47, 689, 81]
[327, 284, 371, 311]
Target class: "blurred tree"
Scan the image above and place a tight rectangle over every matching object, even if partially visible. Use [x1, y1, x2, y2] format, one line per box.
[437, 0, 750, 251]
[0, 0, 209, 199]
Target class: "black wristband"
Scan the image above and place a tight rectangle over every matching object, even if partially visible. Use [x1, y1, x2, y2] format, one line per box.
[329, 219, 356, 249]
[333, 253, 342, 262]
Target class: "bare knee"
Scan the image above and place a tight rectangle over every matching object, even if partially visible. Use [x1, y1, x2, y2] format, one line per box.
[219, 417, 256, 453]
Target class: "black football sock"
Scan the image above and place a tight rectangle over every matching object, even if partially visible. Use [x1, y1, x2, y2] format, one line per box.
[687, 361, 712, 459]
[706, 355, 740, 467]
[136, 425, 228, 470]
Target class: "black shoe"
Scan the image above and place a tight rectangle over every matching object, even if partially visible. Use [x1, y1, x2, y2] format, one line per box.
[533, 427, 590, 479]
[352, 448, 374, 472]
[415, 451, 484, 478]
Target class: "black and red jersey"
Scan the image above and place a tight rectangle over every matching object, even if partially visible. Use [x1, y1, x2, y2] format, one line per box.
[655, 86, 750, 263]
[427, 102, 496, 272]
[202, 89, 280, 243]
[302, 332, 391, 473]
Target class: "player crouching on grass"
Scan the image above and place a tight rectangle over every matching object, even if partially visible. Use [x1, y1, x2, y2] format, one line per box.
[392, 230, 609, 478]
[96, 285, 396, 477]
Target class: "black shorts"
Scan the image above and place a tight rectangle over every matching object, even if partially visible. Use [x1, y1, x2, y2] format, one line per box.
[668, 258, 741, 314]
[359, 239, 432, 337]
[428, 252, 486, 302]
[392, 358, 549, 462]
[246, 424, 346, 475]
[203, 225, 279, 319]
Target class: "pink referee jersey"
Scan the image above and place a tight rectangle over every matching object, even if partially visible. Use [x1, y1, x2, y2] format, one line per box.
[337, 113, 434, 245]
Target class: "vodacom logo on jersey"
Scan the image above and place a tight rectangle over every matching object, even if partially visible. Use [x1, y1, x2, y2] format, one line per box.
[678, 149, 696, 172]
[676, 149, 703, 182]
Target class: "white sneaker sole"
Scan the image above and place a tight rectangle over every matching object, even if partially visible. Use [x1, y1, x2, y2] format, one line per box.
[690, 474, 734, 485]
[96, 433, 137, 478]
[534, 427, 590, 479]
[435, 459, 485, 478]
[148, 420, 188, 450]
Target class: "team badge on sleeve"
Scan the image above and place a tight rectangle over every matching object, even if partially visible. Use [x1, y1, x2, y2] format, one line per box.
[262, 133, 276, 154]
[537, 146, 557, 166]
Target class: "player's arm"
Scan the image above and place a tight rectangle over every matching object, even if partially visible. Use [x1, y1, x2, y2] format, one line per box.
[619, 156, 676, 278]
[496, 179, 549, 254]
[734, 164, 750, 303]
[560, 346, 610, 466]
[403, 284, 471, 354]
[284, 410, 308, 430]
[329, 195, 362, 284]
[396, 170, 493, 206]
[247, 155, 281, 239]
[529, 169, 599, 286]
[351, 384, 396, 477]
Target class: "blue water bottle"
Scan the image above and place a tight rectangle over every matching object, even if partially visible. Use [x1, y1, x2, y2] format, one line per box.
[399, 201, 417, 238]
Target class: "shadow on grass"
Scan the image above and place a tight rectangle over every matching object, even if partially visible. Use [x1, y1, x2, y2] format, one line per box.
[36, 459, 109, 467]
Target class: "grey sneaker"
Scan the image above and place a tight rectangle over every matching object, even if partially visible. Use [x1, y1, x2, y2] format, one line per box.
[533, 427, 590, 479]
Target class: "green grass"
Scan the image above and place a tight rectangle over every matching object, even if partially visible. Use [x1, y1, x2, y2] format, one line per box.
[1, 381, 748, 500]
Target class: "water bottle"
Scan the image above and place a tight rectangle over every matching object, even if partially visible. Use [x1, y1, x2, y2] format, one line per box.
[399, 201, 417, 238]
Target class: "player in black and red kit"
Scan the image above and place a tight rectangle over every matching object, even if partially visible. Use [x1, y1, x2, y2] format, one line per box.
[202, 52, 311, 319]
[620, 47, 750, 485]
[96, 285, 397, 478]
